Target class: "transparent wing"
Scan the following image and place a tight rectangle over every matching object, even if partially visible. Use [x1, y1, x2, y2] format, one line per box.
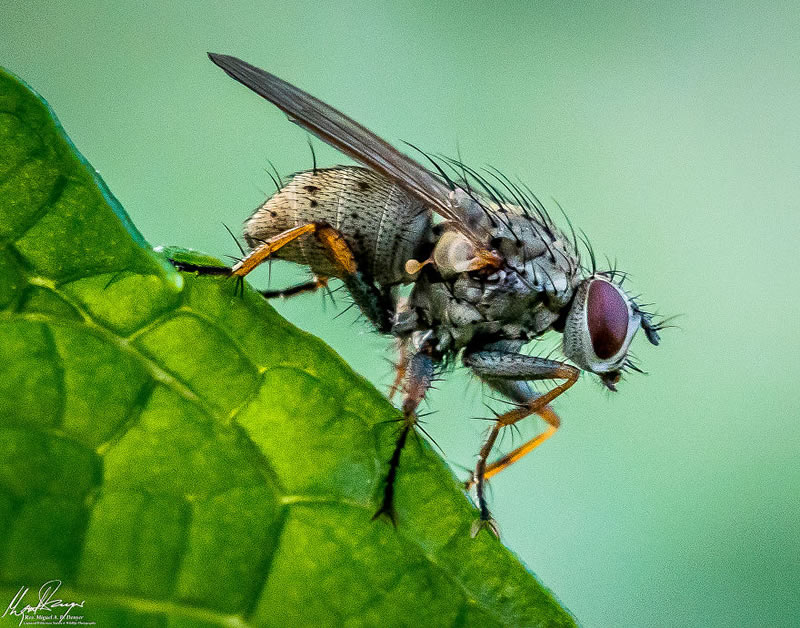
[208, 53, 487, 247]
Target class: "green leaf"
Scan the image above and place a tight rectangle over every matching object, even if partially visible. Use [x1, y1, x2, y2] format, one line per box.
[0, 67, 575, 627]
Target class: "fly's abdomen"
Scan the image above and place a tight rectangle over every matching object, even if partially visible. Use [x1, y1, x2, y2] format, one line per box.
[244, 166, 431, 284]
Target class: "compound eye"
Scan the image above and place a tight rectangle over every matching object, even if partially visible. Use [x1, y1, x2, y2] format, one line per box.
[586, 280, 629, 360]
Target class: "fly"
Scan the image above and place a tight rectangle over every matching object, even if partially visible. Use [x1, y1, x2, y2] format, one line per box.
[171, 53, 664, 536]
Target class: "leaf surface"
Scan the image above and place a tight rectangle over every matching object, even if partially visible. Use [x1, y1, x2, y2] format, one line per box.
[0, 68, 575, 627]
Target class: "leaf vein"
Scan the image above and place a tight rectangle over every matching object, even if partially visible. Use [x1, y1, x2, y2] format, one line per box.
[39, 321, 67, 429]
[242, 506, 290, 619]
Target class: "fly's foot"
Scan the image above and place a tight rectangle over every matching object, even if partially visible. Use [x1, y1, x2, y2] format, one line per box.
[167, 258, 248, 298]
[372, 420, 412, 528]
[470, 515, 500, 539]
[373, 348, 433, 528]
[467, 472, 500, 538]
[168, 259, 231, 275]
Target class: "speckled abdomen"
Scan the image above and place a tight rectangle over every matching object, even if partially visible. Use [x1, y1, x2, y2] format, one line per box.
[243, 166, 432, 284]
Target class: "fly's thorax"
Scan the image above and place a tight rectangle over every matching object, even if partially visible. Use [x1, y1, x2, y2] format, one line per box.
[486, 214, 580, 310]
[409, 262, 573, 354]
[243, 166, 432, 284]
[408, 213, 581, 353]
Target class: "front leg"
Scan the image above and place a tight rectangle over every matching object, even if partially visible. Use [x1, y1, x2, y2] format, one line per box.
[462, 350, 580, 536]
[467, 378, 563, 488]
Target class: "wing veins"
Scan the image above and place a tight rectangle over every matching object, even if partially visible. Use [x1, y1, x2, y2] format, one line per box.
[208, 53, 486, 247]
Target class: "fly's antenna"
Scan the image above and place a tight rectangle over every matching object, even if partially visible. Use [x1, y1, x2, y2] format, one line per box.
[630, 289, 680, 346]
[639, 312, 662, 346]
[641, 310, 680, 346]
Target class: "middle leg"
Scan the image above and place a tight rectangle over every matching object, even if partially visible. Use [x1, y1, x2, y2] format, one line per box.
[373, 343, 436, 524]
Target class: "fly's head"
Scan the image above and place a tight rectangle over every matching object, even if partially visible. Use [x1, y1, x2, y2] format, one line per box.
[562, 275, 660, 390]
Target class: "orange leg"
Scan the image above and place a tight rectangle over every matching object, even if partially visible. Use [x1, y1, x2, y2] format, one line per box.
[465, 404, 560, 488]
[236, 222, 395, 332]
[231, 222, 356, 277]
[463, 351, 580, 536]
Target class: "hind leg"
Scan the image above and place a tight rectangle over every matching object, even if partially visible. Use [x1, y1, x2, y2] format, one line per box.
[169, 222, 354, 277]
[170, 222, 395, 329]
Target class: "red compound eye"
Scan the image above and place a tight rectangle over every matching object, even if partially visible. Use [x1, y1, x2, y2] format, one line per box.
[587, 280, 629, 360]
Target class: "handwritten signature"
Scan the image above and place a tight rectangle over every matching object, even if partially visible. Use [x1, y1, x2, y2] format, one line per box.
[2, 580, 89, 626]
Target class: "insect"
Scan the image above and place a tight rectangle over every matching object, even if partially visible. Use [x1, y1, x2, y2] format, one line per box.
[172, 53, 663, 536]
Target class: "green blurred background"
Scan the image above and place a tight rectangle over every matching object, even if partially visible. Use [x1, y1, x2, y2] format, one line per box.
[2, 2, 798, 626]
